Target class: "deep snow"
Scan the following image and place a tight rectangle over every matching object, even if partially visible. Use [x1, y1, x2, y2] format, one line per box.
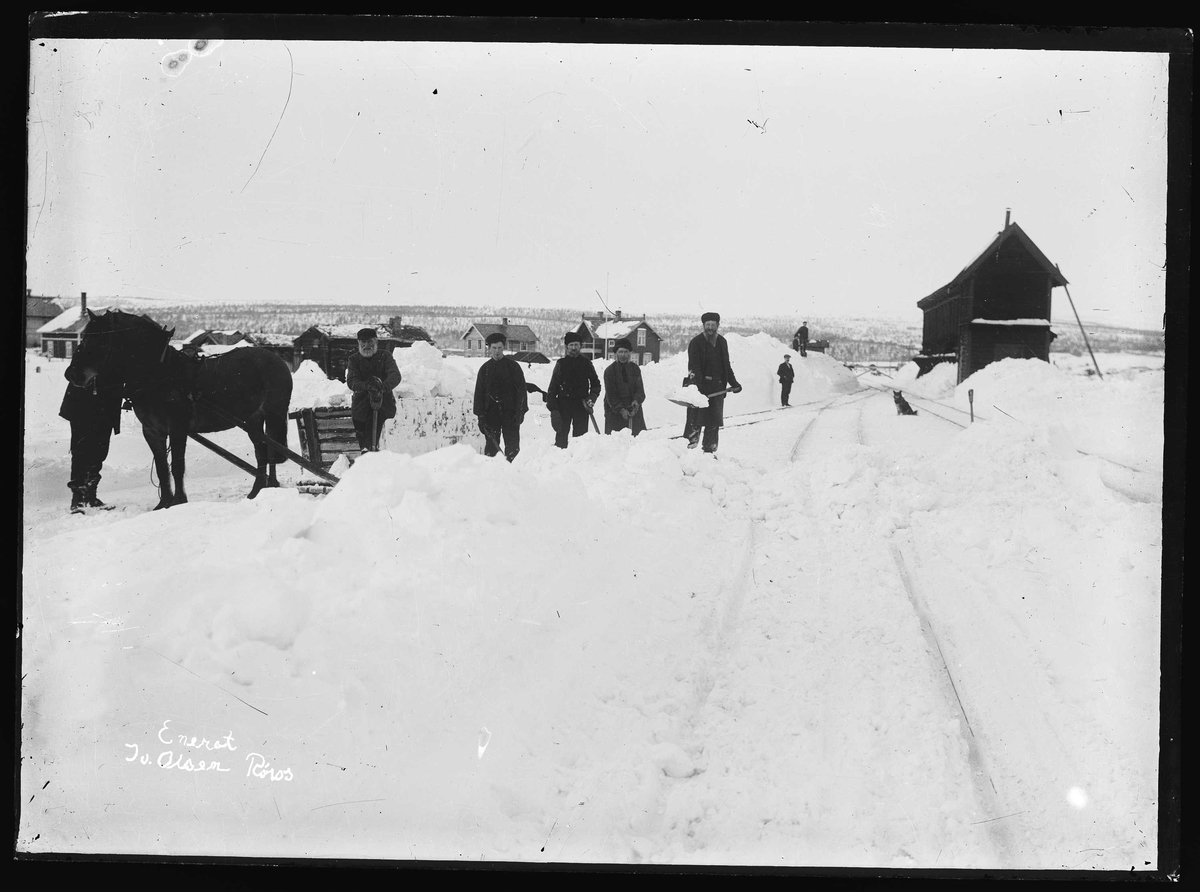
[19, 336, 1163, 868]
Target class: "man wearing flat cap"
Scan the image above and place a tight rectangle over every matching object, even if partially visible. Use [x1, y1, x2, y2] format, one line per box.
[686, 312, 741, 454]
[473, 331, 528, 461]
[603, 338, 646, 436]
[546, 330, 602, 449]
[345, 327, 402, 453]
[778, 353, 795, 407]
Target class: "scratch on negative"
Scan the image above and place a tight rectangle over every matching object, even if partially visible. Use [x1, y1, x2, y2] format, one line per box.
[310, 799, 386, 811]
[242, 45, 295, 193]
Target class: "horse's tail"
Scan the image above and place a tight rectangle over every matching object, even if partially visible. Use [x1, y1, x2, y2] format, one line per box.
[265, 356, 293, 465]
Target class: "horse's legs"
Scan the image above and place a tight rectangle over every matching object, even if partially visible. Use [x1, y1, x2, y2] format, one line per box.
[169, 423, 189, 505]
[247, 417, 268, 499]
[145, 430, 174, 510]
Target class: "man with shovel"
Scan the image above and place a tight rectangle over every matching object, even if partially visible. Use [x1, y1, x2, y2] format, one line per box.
[686, 312, 741, 454]
[546, 330, 602, 449]
[473, 331, 528, 461]
[603, 338, 647, 436]
[346, 327, 402, 454]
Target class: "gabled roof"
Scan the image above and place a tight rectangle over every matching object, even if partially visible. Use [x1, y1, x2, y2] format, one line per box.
[510, 351, 551, 364]
[245, 332, 297, 347]
[463, 322, 540, 343]
[296, 322, 431, 342]
[26, 296, 63, 319]
[37, 305, 111, 335]
[918, 221, 1068, 309]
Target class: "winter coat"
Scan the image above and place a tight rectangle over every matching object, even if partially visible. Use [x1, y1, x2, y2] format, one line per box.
[59, 374, 123, 435]
[546, 354, 601, 411]
[345, 349, 403, 422]
[794, 326, 809, 345]
[687, 333, 740, 397]
[777, 362, 795, 384]
[474, 356, 529, 421]
[603, 359, 646, 410]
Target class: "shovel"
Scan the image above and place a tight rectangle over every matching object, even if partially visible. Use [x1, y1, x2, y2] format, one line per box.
[368, 382, 384, 451]
[667, 386, 736, 408]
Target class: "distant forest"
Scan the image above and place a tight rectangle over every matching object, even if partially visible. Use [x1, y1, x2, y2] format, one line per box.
[63, 300, 1166, 361]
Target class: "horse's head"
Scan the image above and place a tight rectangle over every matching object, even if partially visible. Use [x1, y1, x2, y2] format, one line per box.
[65, 308, 116, 387]
[65, 309, 175, 389]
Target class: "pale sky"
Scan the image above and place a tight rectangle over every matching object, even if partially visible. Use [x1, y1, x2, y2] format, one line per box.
[27, 39, 1168, 329]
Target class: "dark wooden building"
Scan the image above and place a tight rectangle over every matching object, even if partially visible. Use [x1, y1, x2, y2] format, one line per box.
[25, 291, 64, 347]
[574, 311, 662, 365]
[245, 332, 298, 369]
[294, 317, 434, 381]
[916, 213, 1067, 382]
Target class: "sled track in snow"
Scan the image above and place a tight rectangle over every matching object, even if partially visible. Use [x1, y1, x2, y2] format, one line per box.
[786, 389, 881, 461]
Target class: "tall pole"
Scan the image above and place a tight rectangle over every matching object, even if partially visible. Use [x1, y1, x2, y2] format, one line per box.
[1057, 264, 1103, 380]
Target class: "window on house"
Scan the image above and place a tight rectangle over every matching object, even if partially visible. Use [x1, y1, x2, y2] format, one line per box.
[644, 353, 652, 365]
[637, 329, 646, 346]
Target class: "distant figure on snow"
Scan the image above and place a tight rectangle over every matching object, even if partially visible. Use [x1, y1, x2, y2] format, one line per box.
[777, 354, 795, 407]
[473, 332, 528, 461]
[60, 371, 124, 513]
[603, 338, 646, 436]
[792, 321, 809, 358]
[546, 331, 601, 449]
[686, 312, 741, 454]
[345, 327, 402, 453]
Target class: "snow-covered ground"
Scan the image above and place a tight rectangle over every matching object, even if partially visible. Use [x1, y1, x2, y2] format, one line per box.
[19, 338, 1163, 868]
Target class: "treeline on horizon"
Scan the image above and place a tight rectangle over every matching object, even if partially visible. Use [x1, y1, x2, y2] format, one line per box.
[69, 300, 1167, 361]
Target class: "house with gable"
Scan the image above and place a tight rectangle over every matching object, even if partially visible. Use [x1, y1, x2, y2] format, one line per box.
[461, 318, 540, 357]
[576, 310, 661, 365]
[915, 211, 1068, 382]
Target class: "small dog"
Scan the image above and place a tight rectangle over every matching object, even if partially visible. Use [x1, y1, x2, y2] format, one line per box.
[893, 391, 918, 416]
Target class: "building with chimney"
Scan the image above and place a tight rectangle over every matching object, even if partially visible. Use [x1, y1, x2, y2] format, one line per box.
[915, 211, 1067, 381]
[460, 317, 540, 357]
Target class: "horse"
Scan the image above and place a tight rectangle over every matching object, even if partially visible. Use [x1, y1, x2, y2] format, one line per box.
[65, 309, 293, 509]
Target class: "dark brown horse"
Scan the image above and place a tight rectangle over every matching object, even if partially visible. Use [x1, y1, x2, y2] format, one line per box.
[65, 309, 293, 509]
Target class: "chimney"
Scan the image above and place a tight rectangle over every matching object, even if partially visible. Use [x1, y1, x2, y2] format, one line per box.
[26, 288, 31, 297]
[501, 317, 508, 328]
[80, 291, 87, 315]
[1005, 208, 1011, 228]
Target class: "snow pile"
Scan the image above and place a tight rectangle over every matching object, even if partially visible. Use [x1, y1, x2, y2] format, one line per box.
[289, 360, 350, 408]
[956, 357, 1163, 472]
[393, 341, 477, 399]
[19, 343, 1164, 867]
[891, 361, 958, 399]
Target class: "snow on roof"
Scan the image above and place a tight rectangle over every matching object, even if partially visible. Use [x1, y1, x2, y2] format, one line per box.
[970, 318, 1051, 326]
[36, 305, 111, 334]
[247, 332, 297, 347]
[592, 320, 639, 339]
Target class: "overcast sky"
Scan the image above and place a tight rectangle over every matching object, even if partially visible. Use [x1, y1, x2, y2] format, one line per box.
[27, 39, 1168, 329]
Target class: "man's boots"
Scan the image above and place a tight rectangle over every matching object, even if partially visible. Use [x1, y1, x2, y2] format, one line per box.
[69, 483, 86, 514]
[83, 473, 113, 510]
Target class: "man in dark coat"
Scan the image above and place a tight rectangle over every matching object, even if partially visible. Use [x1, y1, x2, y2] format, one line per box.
[793, 322, 809, 358]
[59, 371, 124, 513]
[777, 353, 795, 407]
[546, 331, 601, 449]
[473, 332, 528, 461]
[686, 312, 741, 454]
[345, 327, 403, 452]
[602, 338, 647, 436]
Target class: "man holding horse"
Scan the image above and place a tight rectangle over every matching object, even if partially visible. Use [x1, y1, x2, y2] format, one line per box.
[59, 370, 124, 513]
[345, 327, 403, 453]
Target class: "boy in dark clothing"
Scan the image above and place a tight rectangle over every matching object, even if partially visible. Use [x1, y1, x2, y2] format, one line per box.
[473, 332, 528, 461]
[686, 312, 741, 454]
[345, 327, 403, 452]
[59, 372, 124, 513]
[546, 331, 601, 449]
[603, 338, 647, 436]
[777, 354, 795, 406]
